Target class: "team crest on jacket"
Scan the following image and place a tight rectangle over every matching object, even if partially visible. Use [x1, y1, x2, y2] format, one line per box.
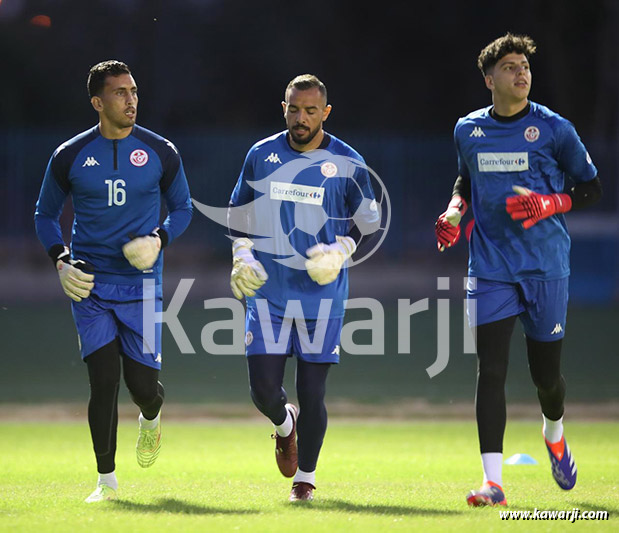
[130, 149, 149, 167]
[524, 126, 540, 143]
[320, 161, 338, 177]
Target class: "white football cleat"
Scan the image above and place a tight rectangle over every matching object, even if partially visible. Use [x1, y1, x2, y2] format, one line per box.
[85, 485, 117, 503]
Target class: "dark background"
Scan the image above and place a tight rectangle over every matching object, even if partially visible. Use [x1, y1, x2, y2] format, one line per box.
[1, 0, 617, 136]
[0, 0, 617, 407]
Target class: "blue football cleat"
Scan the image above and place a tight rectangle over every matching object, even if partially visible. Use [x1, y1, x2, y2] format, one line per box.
[466, 481, 507, 507]
[545, 435, 577, 490]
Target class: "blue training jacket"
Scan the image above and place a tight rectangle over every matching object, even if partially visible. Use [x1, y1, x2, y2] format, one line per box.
[35, 124, 192, 286]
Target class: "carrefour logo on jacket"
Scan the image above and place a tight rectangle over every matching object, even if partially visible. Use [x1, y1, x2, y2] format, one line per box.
[477, 152, 529, 172]
[270, 182, 325, 205]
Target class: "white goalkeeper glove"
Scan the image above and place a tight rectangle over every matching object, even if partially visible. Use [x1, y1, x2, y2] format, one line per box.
[230, 238, 268, 299]
[305, 235, 357, 286]
[122, 230, 162, 271]
[55, 247, 95, 302]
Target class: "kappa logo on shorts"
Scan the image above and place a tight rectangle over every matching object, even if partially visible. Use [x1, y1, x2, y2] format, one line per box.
[331, 345, 340, 355]
[550, 323, 563, 335]
[155, 353, 162, 363]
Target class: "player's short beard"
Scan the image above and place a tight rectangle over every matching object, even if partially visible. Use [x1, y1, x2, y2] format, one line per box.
[106, 110, 135, 130]
[289, 123, 320, 145]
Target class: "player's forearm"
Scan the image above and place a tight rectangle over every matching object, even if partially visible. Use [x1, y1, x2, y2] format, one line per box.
[34, 172, 69, 254]
[162, 174, 193, 246]
[347, 225, 378, 258]
[568, 177, 602, 210]
[161, 207, 192, 247]
[452, 175, 471, 205]
[227, 203, 251, 240]
[34, 213, 65, 258]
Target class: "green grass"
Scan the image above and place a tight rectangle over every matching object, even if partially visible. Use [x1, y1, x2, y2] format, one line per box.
[0, 421, 617, 532]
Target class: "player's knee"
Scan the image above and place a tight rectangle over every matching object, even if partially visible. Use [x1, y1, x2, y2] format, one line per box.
[297, 383, 325, 408]
[478, 364, 508, 384]
[127, 381, 159, 407]
[89, 372, 120, 396]
[533, 373, 564, 395]
[250, 384, 284, 414]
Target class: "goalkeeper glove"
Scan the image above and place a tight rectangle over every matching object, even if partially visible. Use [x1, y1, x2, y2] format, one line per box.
[506, 186, 572, 229]
[230, 238, 268, 299]
[435, 196, 468, 251]
[122, 229, 162, 271]
[54, 246, 95, 302]
[305, 235, 357, 286]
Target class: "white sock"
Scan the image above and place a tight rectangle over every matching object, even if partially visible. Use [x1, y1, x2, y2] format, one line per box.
[139, 412, 160, 430]
[275, 406, 293, 437]
[481, 453, 503, 487]
[98, 471, 118, 490]
[543, 415, 563, 444]
[293, 469, 315, 486]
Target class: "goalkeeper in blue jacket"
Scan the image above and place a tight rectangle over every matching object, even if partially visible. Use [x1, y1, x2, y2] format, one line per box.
[228, 74, 380, 502]
[435, 33, 601, 507]
[34, 61, 192, 503]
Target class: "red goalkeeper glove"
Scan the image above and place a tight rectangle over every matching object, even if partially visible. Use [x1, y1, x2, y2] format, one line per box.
[506, 186, 572, 229]
[435, 196, 468, 252]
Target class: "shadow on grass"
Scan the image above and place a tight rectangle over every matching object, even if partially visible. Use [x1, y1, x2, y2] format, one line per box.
[112, 498, 259, 515]
[571, 501, 618, 514]
[303, 498, 464, 516]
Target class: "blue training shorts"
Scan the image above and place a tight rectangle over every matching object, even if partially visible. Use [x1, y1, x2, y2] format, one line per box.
[71, 282, 163, 369]
[466, 277, 569, 342]
[245, 305, 343, 363]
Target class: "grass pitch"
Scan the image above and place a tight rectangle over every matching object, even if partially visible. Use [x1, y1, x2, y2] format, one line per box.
[0, 420, 617, 532]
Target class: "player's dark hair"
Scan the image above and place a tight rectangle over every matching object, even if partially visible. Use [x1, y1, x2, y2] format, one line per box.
[87, 60, 132, 98]
[477, 33, 536, 75]
[285, 74, 327, 103]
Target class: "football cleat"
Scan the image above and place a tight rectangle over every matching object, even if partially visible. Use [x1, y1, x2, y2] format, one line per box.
[272, 403, 298, 478]
[136, 416, 162, 468]
[466, 481, 507, 507]
[289, 481, 315, 502]
[85, 485, 117, 503]
[545, 435, 577, 490]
